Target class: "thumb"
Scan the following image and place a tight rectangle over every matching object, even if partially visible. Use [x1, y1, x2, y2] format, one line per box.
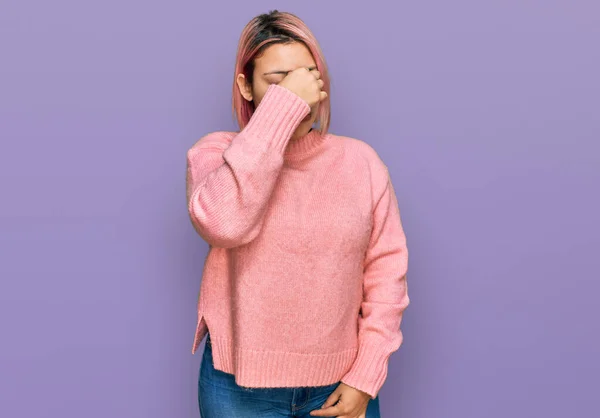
[321, 391, 340, 409]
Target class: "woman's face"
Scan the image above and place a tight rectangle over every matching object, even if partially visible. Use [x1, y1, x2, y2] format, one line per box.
[237, 41, 319, 139]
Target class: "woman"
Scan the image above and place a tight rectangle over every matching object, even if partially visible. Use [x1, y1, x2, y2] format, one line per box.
[186, 10, 410, 418]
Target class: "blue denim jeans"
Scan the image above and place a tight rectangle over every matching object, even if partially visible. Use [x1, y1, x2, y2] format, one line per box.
[198, 333, 381, 417]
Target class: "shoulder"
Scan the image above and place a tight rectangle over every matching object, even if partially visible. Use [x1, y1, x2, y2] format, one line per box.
[187, 131, 237, 159]
[327, 132, 394, 201]
[328, 132, 390, 182]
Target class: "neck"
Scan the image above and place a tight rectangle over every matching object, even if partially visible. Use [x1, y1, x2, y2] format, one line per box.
[284, 127, 328, 161]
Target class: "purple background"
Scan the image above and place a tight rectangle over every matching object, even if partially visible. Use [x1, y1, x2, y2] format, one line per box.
[1, 1, 598, 417]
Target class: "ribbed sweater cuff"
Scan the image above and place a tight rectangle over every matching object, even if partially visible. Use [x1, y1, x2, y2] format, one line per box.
[340, 338, 400, 400]
[241, 84, 311, 155]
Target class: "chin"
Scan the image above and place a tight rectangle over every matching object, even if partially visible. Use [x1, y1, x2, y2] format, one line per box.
[303, 116, 318, 128]
[290, 120, 312, 138]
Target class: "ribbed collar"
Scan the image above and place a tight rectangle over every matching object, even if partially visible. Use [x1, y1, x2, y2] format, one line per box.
[283, 128, 329, 161]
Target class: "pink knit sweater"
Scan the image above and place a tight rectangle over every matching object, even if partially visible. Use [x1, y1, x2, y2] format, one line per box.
[186, 84, 409, 400]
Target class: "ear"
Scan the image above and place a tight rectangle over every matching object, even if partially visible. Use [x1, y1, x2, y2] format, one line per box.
[236, 73, 253, 102]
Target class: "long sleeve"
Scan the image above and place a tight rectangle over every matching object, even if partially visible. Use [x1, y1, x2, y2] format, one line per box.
[340, 168, 410, 399]
[186, 84, 310, 248]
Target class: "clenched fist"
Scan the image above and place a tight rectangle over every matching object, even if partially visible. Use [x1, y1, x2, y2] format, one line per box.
[278, 67, 327, 108]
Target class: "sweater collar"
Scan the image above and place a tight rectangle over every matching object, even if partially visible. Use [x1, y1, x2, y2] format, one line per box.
[284, 128, 328, 161]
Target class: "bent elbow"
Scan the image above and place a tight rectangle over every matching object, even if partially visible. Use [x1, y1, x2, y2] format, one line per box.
[188, 211, 260, 249]
[201, 227, 259, 249]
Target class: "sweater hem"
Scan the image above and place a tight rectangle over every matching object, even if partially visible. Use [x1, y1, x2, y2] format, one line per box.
[207, 334, 359, 389]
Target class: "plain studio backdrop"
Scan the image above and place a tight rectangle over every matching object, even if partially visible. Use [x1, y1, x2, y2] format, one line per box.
[1, 1, 598, 417]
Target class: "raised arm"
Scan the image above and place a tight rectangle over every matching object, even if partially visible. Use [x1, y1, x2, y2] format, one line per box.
[186, 84, 310, 248]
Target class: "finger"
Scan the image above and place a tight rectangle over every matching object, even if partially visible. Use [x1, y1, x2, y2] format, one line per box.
[320, 391, 340, 409]
[309, 405, 344, 417]
[310, 69, 321, 80]
[317, 79, 324, 89]
[319, 91, 328, 101]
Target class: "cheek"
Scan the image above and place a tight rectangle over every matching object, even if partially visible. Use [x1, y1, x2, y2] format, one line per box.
[251, 81, 270, 106]
[253, 94, 265, 108]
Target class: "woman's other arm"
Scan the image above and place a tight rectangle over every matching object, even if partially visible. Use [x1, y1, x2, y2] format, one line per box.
[340, 165, 410, 400]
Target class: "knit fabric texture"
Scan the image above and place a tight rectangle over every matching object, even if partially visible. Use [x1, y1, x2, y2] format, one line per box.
[186, 84, 409, 400]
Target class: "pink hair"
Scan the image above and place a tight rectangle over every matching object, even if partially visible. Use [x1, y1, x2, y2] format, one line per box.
[232, 10, 331, 135]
